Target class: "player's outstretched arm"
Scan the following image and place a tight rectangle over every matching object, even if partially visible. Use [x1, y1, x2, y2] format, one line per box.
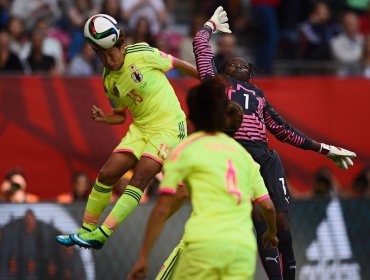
[91, 105, 126, 125]
[318, 142, 357, 170]
[173, 57, 199, 79]
[263, 102, 357, 170]
[193, 6, 231, 81]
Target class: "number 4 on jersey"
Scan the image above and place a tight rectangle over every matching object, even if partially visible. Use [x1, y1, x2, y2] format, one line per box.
[226, 159, 241, 205]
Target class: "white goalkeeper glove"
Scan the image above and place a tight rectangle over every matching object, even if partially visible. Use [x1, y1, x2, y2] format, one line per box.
[320, 143, 357, 170]
[204, 6, 232, 33]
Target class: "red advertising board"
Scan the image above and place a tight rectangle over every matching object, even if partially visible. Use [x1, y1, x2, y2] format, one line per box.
[0, 76, 369, 199]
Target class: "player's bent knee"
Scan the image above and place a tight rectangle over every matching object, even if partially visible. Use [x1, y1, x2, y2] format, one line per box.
[97, 168, 122, 186]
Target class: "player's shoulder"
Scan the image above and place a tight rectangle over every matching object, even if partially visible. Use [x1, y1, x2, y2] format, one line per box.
[228, 76, 265, 96]
[168, 132, 206, 162]
[125, 43, 155, 55]
[225, 136, 257, 162]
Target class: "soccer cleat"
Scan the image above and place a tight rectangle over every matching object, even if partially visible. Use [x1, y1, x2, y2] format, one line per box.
[56, 225, 94, 247]
[70, 227, 109, 250]
[56, 234, 75, 247]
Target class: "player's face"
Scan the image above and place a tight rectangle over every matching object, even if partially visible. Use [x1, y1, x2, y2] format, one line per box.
[95, 46, 125, 71]
[223, 57, 250, 82]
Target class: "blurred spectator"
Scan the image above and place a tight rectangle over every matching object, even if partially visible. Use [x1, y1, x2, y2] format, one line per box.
[351, 167, 370, 197]
[0, 0, 10, 30]
[67, 41, 101, 76]
[250, 0, 280, 75]
[64, 0, 100, 60]
[299, 1, 338, 60]
[179, 14, 207, 66]
[312, 167, 341, 198]
[101, 0, 126, 28]
[122, 0, 167, 35]
[344, 0, 369, 35]
[330, 11, 364, 76]
[21, 17, 65, 74]
[9, 0, 61, 32]
[362, 34, 370, 78]
[0, 30, 24, 73]
[26, 29, 56, 75]
[56, 172, 92, 203]
[0, 168, 39, 203]
[346, 0, 370, 13]
[214, 33, 238, 71]
[130, 16, 156, 46]
[277, 0, 304, 60]
[6, 16, 28, 60]
[155, 30, 182, 77]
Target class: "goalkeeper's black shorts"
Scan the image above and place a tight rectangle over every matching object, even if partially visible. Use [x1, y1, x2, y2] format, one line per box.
[244, 144, 290, 212]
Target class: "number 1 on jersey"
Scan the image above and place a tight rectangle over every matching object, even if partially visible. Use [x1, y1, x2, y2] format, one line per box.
[243, 94, 249, 109]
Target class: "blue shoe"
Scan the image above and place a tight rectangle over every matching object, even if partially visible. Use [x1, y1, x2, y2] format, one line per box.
[70, 227, 108, 250]
[56, 225, 94, 247]
[56, 234, 75, 247]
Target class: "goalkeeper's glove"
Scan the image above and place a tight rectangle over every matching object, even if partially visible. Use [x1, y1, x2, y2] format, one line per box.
[204, 6, 232, 33]
[320, 143, 357, 170]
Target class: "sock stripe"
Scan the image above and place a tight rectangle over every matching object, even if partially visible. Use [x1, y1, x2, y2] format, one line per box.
[160, 250, 179, 280]
[81, 225, 93, 232]
[99, 227, 109, 238]
[94, 183, 112, 193]
[124, 189, 142, 203]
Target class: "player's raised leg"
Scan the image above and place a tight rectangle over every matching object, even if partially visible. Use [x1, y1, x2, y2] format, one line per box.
[71, 156, 162, 249]
[56, 152, 137, 247]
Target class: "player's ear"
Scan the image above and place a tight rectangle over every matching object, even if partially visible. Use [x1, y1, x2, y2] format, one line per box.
[120, 45, 125, 55]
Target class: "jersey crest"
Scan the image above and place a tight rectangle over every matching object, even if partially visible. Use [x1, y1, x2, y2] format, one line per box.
[131, 70, 143, 83]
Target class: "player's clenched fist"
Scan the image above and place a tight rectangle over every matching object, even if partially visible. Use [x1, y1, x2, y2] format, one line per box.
[91, 105, 105, 122]
[127, 257, 148, 280]
[262, 230, 279, 249]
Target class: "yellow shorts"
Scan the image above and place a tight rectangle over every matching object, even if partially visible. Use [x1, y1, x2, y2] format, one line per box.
[155, 240, 185, 280]
[171, 241, 256, 280]
[114, 120, 187, 164]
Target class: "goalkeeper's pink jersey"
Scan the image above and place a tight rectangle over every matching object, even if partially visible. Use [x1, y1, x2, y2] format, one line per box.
[193, 27, 314, 150]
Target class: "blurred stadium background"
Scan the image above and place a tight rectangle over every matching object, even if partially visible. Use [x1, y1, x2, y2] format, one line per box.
[0, 0, 369, 279]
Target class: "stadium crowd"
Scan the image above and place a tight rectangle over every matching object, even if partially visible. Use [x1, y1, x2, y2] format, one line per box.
[0, 0, 370, 76]
[1, 165, 369, 203]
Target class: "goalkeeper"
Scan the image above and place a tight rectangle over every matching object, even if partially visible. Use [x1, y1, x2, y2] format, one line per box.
[192, 6, 357, 280]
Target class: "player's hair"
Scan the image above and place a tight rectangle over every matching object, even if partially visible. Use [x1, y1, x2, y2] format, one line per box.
[219, 59, 256, 81]
[91, 29, 125, 50]
[187, 76, 228, 132]
[113, 30, 125, 48]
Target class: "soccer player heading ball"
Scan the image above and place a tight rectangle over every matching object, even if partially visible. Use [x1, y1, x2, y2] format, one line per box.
[192, 6, 357, 280]
[56, 14, 198, 249]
